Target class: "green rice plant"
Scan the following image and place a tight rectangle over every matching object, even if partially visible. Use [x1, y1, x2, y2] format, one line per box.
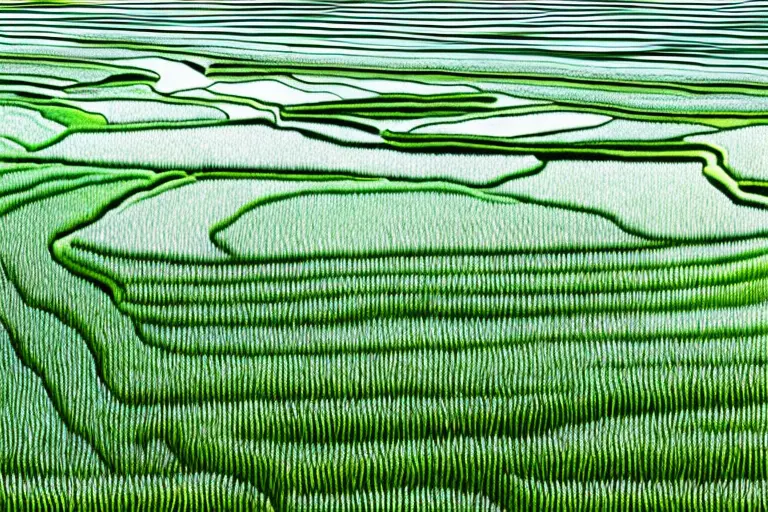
[174, 424, 768, 509]
[59, 236, 768, 283]
[137, 316, 768, 358]
[0, 322, 106, 477]
[4, 4, 768, 505]
[117, 254, 768, 304]
[11, 175, 768, 411]
[3, 135, 768, 510]
[504, 477, 768, 511]
[0, 473, 273, 511]
[284, 487, 502, 511]
[117, 279, 768, 326]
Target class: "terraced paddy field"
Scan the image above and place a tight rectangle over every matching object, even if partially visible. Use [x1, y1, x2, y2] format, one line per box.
[3, 0, 768, 510]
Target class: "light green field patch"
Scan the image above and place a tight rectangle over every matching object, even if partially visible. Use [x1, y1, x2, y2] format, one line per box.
[0, 105, 66, 148]
[479, 81, 768, 116]
[0, 83, 66, 99]
[271, 75, 377, 100]
[174, 86, 381, 142]
[411, 112, 611, 138]
[32, 103, 107, 132]
[293, 74, 480, 96]
[65, 84, 162, 101]
[64, 100, 227, 124]
[0, 137, 24, 154]
[215, 188, 650, 260]
[63, 178, 387, 261]
[172, 89, 274, 121]
[210, 79, 341, 106]
[687, 125, 768, 181]
[492, 160, 768, 241]
[0, 73, 77, 88]
[281, 119, 384, 144]
[34, 124, 542, 185]
[514, 120, 717, 143]
[0, 61, 117, 85]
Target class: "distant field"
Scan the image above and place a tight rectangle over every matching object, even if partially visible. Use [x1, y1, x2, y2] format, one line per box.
[2, 1, 768, 510]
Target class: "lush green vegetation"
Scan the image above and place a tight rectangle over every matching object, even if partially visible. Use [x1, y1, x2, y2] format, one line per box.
[2, 1, 768, 510]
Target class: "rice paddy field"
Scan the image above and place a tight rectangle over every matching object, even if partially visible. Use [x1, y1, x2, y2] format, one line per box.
[2, 0, 768, 509]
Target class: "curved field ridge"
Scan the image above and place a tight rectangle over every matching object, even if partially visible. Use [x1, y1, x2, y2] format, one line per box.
[492, 160, 768, 241]
[3, 1, 768, 510]
[215, 188, 651, 260]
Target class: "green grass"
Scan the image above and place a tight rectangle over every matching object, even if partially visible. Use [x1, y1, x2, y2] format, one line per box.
[6, 160, 768, 509]
[3, 5, 768, 509]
